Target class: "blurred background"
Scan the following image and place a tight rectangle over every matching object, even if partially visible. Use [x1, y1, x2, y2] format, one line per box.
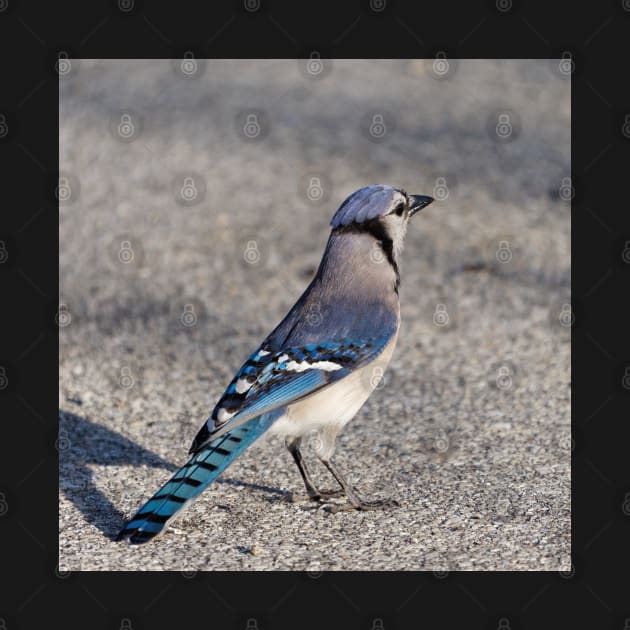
[59, 59, 570, 571]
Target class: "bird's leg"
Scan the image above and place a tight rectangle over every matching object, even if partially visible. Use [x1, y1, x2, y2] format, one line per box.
[285, 437, 343, 502]
[318, 457, 399, 513]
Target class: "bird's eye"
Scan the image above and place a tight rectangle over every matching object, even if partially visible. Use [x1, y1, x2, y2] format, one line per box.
[394, 202, 405, 216]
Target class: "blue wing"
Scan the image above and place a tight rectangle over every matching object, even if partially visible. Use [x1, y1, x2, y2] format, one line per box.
[189, 335, 391, 452]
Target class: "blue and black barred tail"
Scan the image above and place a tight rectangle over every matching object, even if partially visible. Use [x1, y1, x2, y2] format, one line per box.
[117, 413, 276, 544]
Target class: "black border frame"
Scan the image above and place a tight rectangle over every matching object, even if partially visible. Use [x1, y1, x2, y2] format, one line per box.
[1, 1, 628, 628]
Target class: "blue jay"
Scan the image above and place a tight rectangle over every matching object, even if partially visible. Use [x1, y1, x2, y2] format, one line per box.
[117, 185, 434, 543]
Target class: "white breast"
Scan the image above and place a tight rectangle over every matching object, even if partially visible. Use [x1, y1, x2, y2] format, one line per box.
[268, 331, 399, 455]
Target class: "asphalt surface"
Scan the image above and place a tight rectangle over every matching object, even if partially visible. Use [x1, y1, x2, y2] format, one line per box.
[59, 59, 570, 571]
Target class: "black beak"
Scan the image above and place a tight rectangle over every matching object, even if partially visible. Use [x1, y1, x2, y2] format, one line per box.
[408, 194, 434, 218]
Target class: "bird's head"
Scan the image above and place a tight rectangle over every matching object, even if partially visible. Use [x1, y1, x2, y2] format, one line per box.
[329, 185, 434, 277]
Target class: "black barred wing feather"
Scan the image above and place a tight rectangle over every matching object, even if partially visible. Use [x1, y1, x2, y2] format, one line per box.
[189, 336, 390, 453]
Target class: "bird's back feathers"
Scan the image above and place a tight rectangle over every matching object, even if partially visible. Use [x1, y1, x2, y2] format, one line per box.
[191, 335, 394, 453]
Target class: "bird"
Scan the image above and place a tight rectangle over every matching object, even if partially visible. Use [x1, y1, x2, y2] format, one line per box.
[117, 184, 434, 543]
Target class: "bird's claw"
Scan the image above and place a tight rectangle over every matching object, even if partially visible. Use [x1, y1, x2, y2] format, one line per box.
[289, 488, 345, 503]
[324, 497, 400, 513]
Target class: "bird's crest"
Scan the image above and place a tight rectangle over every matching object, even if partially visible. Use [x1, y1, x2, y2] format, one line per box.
[330, 185, 407, 228]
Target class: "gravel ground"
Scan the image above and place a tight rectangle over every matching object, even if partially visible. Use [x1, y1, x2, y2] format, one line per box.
[59, 59, 570, 571]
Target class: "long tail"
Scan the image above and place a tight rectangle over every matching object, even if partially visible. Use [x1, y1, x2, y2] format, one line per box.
[117, 413, 277, 544]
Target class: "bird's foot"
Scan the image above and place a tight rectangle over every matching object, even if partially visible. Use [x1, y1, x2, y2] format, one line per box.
[324, 496, 400, 513]
[289, 488, 344, 503]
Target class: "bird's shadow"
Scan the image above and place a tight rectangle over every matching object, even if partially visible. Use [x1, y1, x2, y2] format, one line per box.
[59, 410, 289, 541]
